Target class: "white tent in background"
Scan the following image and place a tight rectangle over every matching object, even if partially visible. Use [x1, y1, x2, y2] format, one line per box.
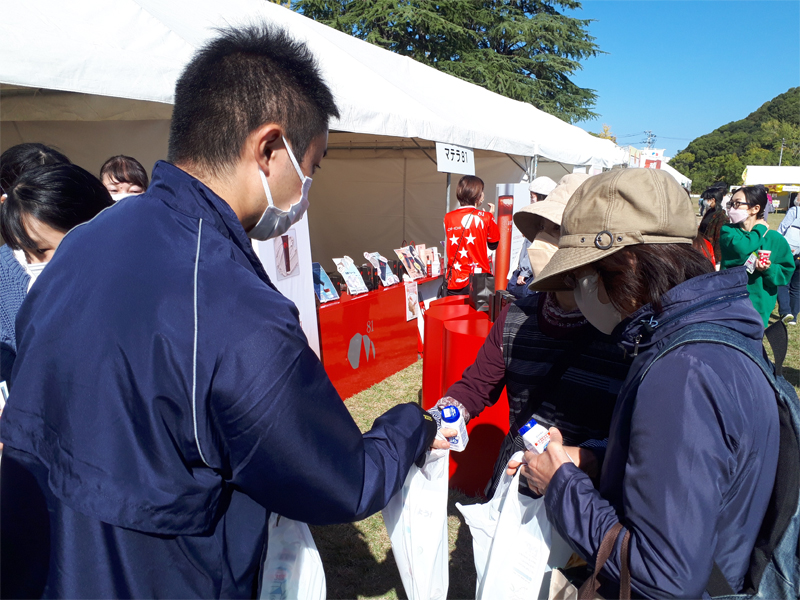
[661, 162, 692, 189]
[743, 166, 800, 187]
[1, 0, 622, 263]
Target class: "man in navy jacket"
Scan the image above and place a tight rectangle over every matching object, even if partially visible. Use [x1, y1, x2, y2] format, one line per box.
[1, 26, 436, 598]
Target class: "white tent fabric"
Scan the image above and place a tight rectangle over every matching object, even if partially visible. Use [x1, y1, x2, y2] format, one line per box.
[660, 162, 691, 188]
[743, 166, 800, 186]
[0, 0, 619, 168]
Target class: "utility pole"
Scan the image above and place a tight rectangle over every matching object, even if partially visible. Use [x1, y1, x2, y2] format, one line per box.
[779, 138, 786, 166]
[642, 131, 656, 149]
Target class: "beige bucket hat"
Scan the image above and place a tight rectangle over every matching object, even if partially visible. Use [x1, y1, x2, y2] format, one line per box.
[514, 173, 590, 241]
[530, 168, 698, 292]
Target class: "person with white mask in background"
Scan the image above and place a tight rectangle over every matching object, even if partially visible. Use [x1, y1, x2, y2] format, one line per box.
[430, 173, 632, 498]
[0, 26, 442, 599]
[0, 143, 71, 375]
[100, 155, 150, 201]
[0, 163, 113, 383]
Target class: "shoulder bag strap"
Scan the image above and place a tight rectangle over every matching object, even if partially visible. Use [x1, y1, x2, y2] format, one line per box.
[578, 522, 632, 599]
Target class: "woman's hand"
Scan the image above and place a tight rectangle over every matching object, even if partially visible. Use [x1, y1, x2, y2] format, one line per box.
[755, 257, 771, 271]
[506, 428, 572, 494]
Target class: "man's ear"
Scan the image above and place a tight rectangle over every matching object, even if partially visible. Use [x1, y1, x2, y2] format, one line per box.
[251, 124, 284, 176]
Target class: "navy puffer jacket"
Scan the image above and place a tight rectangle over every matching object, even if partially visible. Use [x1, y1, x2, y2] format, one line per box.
[545, 267, 779, 598]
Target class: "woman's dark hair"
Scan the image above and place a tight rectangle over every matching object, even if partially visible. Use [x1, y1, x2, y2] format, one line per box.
[168, 25, 339, 177]
[0, 164, 113, 254]
[701, 184, 726, 206]
[456, 175, 484, 206]
[594, 244, 714, 315]
[734, 185, 768, 219]
[100, 155, 149, 190]
[0, 143, 71, 193]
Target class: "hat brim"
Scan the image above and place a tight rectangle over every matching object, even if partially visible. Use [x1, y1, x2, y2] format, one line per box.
[513, 204, 564, 241]
[528, 245, 625, 292]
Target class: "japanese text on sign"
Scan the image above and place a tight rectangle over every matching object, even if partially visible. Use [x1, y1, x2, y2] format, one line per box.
[435, 142, 475, 176]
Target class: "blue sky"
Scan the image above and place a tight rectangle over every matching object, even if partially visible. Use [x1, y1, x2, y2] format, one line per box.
[566, 0, 800, 158]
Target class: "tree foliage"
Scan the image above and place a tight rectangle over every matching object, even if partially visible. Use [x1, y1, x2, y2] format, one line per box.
[589, 123, 616, 143]
[294, 0, 601, 124]
[670, 87, 800, 192]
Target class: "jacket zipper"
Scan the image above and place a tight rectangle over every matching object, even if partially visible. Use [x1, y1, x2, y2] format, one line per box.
[630, 291, 748, 356]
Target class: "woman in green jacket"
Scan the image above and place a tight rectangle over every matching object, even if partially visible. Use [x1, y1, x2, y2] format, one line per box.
[720, 185, 795, 326]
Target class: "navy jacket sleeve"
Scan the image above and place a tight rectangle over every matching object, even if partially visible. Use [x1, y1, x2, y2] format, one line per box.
[545, 351, 741, 598]
[196, 299, 431, 526]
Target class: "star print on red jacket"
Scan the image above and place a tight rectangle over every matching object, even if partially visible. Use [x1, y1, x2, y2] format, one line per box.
[444, 206, 500, 289]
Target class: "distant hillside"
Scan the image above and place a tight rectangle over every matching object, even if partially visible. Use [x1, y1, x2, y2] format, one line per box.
[670, 87, 799, 192]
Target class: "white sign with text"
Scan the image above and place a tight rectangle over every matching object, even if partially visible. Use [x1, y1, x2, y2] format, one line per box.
[435, 142, 475, 176]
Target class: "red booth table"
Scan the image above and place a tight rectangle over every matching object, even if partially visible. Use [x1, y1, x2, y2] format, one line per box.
[422, 302, 510, 497]
[318, 277, 440, 399]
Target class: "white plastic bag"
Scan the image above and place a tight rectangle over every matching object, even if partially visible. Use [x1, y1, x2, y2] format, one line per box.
[382, 447, 450, 600]
[260, 514, 326, 600]
[457, 451, 572, 600]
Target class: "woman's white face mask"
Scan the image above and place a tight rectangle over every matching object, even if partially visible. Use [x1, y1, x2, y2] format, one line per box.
[25, 261, 49, 292]
[527, 230, 559, 277]
[248, 136, 311, 241]
[572, 270, 622, 335]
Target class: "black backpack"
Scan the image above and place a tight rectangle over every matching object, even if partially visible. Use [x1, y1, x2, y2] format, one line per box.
[644, 322, 799, 598]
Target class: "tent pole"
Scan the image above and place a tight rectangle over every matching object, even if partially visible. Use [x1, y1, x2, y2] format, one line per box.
[533, 155, 539, 179]
[444, 172, 451, 270]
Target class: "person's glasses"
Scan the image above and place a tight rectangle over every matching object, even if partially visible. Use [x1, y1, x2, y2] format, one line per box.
[729, 200, 751, 210]
[563, 273, 578, 290]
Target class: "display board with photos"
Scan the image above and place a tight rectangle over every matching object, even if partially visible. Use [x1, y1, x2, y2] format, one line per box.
[312, 262, 339, 303]
[332, 256, 369, 295]
[364, 252, 400, 287]
[393, 245, 426, 280]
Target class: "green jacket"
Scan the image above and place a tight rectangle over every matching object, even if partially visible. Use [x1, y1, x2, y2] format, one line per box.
[720, 223, 796, 326]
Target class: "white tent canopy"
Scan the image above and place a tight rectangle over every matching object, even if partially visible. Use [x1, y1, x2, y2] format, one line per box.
[1, 0, 622, 262]
[1, 0, 619, 168]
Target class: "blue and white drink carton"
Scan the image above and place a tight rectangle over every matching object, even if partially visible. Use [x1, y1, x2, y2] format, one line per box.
[440, 405, 469, 452]
[519, 418, 550, 454]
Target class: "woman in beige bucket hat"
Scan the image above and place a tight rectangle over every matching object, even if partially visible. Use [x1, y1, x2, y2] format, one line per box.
[432, 173, 632, 498]
[508, 168, 780, 597]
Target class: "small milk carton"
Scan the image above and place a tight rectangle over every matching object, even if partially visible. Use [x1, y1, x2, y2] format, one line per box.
[440, 405, 469, 452]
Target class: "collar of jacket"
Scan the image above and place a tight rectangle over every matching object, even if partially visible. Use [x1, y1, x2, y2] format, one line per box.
[614, 267, 762, 356]
[149, 161, 275, 290]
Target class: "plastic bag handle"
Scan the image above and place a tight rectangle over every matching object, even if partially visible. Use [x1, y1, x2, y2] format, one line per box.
[578, 523, 631, 599]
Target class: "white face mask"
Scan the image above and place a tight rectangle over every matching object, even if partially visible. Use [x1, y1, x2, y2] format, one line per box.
[248, 136, 311, 241]
[727, 207, 749, 225]
[527, 231, 559, 277]
[110, 192, 136, 202]
[573, 271, 622, 335]
[702, 199, 711, 209]
[26, 261, 49, 292]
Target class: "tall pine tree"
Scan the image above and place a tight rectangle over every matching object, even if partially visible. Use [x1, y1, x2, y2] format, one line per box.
[295, 0, 601, 124]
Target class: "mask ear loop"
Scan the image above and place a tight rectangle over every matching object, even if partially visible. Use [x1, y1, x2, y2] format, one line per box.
[258, 168, 276, 208]
[281, 136, 307, 182]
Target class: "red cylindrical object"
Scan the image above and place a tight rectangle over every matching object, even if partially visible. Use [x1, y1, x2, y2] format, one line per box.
[494, 195, 514, 290]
